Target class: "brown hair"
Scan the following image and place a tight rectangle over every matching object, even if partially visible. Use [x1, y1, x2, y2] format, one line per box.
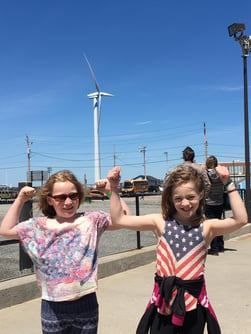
[161, 164, 205, 224]
[38, 170, 85, 218]
[206, 155, 218, 169]
[182, 146, 195, 162]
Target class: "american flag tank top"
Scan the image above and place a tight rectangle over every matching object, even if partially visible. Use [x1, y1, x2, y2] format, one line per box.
[152, 218, 208, 315]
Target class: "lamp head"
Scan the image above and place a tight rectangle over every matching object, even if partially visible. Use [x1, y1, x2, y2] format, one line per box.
[228, 23, 246, 37]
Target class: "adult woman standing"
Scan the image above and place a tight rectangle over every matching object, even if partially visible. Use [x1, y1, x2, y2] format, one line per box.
[205, 155, 225, 255]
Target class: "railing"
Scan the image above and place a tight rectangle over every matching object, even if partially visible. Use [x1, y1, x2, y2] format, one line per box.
[0, 239, 19, 245]
[120, 192, 161, 249]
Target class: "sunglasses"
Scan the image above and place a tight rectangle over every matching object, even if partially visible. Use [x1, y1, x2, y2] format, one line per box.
[49, 192, 79, 202]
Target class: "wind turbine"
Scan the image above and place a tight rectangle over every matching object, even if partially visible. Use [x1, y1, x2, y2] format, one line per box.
[84, 54, 113, 181]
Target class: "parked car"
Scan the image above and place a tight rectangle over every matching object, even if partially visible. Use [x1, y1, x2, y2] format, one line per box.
[87, 190, 108, 200]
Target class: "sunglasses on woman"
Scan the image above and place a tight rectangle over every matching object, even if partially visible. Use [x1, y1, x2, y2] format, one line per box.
[49, 192, 79, 202]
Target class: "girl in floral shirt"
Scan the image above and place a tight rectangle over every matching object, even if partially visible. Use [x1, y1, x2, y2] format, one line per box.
[0, 170, 128, 334]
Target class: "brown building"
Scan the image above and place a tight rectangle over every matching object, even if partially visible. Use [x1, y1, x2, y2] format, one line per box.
[220, 161, 248, 184]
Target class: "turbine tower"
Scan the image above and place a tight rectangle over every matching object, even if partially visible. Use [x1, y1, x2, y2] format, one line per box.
[84, 54, 113, 181]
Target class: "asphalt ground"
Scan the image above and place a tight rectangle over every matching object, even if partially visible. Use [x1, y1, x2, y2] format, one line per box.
[0, 234, 250, 334]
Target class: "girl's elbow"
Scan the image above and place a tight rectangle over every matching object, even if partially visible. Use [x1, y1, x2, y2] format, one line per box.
[242, 209, 248, 225]
[0, 225, 19, 239]
[110, 216, 123, 228]
[242, 215, 248, 226]
[237, 214, 248, 227]
[0, 226, 6, 237]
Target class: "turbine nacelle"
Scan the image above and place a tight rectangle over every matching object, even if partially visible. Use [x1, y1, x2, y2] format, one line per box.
[87, 92, 114, 99]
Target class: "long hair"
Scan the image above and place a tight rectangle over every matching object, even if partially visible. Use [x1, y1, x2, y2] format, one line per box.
[38, 170, 85, 218]
[161, 164, 205, 224]
[206, 155, 218, 169]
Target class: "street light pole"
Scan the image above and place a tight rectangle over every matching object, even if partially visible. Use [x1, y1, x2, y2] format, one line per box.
[228, 23, 251, 221]
[243, 54, 251, 220]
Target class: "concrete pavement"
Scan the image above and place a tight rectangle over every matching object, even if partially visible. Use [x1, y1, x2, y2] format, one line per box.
[0, 233, 250, 333]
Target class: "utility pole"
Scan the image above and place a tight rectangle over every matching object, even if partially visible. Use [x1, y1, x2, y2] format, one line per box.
[139, 146, 146, 179]
[113, 144, 116, 167]
[204, 122, 208, 163]
[26, 135, 31, 182]
[164, 151, 168, 174]
[84, 173, 88, 196]
[47, 167, 52, 178]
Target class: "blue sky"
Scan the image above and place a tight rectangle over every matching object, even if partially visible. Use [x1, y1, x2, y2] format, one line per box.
[1, 0, 251, 187]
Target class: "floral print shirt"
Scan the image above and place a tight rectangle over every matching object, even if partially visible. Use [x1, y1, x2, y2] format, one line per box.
[16, 211, 110, 301]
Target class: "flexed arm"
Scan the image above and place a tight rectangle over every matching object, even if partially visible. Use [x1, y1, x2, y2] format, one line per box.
[0, 186, 36, 239]
[216, 165, 247, 227]
[95, 174, 131, 216]
[107, 167, 164, 236]
[107, 166, 127, 230]
[204, 165, 248, 242]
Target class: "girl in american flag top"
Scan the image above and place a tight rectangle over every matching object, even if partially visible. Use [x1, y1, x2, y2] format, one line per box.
[107, 164, 247, 334]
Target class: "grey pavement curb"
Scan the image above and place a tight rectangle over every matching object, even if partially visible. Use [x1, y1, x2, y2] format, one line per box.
[0, 245, 157, 310]
[0, 224, 250, 310]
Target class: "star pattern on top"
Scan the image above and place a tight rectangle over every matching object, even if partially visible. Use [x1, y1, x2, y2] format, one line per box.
[165, 220, 202, 260]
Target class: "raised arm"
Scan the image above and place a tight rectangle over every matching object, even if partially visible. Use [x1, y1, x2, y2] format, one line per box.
[106, 167, 164, 237]
[0, 186, 36, 239]
[95, 177, 131, 216]
[203, 165, 248, 242]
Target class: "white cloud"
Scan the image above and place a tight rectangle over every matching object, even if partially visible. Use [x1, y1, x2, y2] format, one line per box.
[134, 120, 152, 125]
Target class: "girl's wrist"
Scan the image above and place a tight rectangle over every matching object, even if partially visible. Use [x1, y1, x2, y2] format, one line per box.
[224, 179, 234, 190]
[106, 191, 111, 199]
[224, 179, 237, 193]
[105, 187, 119, 198]
[227, 188, 238, 194]
[109, 186, 120, 194]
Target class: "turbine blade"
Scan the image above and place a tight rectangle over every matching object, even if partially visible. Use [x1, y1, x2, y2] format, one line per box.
[84, 54, 100, 92]
[100, 92, 114, 97]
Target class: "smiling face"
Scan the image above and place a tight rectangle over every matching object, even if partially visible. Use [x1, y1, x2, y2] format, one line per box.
[161, 164, 205, 224]
[47, 181, 80, 222]
[172, 181, 203, 225]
